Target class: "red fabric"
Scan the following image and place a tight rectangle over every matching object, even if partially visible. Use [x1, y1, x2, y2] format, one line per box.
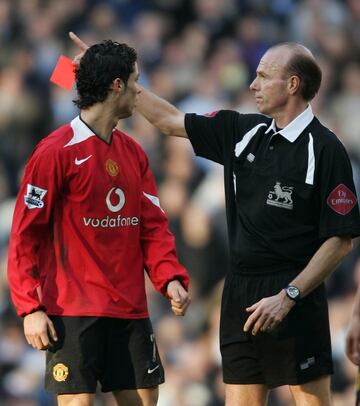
[7, 117, 189, 317]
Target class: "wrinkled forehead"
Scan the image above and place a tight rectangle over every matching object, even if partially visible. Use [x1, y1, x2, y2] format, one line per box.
[257, 48, 291, 75]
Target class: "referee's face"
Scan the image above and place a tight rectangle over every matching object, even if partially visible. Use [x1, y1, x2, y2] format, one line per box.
[250, 48, 292, 117]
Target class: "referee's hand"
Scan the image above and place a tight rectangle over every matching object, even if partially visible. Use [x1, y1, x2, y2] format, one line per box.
[167, 280, 191, 316]
[69, 31, 89, 66]
[23, 310, 58, 351]
[243, 290, 295, 336]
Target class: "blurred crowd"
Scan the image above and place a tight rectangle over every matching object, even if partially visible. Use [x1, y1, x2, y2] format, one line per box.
[0, 0, 360, 405]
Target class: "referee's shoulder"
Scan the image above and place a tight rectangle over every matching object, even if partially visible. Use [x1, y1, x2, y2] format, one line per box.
[309, 117, 346, 150]
[233, 112, 272, 134]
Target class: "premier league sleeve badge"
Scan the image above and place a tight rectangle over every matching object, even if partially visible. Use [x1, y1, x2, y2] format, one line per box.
[24, 184, 47, 209]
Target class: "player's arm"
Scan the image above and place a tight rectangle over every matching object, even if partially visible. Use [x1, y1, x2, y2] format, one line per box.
[7, 145, 61, 349]
[346, 279, 360, 365]
[69, 32, 187, 138]
[244, 235, 352, 335]
[139, 151, 190, 316]
[23, 311, 58, 351]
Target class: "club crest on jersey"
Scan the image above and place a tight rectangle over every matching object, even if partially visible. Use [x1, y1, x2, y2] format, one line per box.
[24, 184, 47, 209]
[105, 159, 119, 177]
[266, 182, 293, 210]
[327, 184, 357, 215]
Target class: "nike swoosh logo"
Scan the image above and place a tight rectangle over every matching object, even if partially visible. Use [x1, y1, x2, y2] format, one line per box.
[147, 365, 160, 374]
[75, 155, 93, 165]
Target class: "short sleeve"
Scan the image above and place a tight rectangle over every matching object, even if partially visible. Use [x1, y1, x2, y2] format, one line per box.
[185, 110, 237, 165]
[317, 139, 360, 238]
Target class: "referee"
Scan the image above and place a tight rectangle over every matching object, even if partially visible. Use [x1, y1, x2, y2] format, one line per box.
[71, 36, 360, 405]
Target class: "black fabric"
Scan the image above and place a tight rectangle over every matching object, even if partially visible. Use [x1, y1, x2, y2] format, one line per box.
[221, 332, 333, 388]
[219, 269, 331, 344]
[220, 270, 333, 387]
[185, 111, 360, 272]
[45, 316, 164, 394]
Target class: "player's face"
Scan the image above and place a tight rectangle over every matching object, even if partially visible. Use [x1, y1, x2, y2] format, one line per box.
[249, 49, 291, 116]
[118, 62, 141, 118]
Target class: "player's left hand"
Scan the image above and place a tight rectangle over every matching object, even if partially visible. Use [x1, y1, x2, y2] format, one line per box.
[167, 280, 191, 316]
[243, 290, 295, 335]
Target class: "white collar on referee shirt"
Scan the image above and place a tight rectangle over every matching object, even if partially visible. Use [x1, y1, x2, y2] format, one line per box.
[264, 104, 314, 143]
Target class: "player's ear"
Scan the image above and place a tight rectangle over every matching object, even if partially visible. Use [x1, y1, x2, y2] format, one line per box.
[112, 78, 124, 93]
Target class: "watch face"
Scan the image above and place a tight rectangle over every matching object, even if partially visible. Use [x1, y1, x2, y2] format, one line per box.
[287, 286, 300, 299]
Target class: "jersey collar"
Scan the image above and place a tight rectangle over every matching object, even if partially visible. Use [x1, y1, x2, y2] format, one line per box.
[265, 105, 314, 143]
[64, 115, 95, 147]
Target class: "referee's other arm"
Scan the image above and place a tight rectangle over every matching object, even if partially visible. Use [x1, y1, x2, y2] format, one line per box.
[243, 235, 352, 335]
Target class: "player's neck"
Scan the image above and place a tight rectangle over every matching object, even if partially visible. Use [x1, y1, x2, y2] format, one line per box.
[272, 99, 308, 129]
[80, 105, 117, 143]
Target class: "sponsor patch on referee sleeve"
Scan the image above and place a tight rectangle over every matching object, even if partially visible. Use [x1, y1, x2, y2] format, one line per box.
[326, 184, 357, 215]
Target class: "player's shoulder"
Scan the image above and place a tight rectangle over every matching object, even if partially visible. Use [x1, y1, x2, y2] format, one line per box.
[31, 122, 73, 158]
[113, 128, 147, 158]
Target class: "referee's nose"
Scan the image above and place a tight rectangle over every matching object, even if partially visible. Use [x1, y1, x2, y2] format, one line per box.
[249, 76, 259, 92]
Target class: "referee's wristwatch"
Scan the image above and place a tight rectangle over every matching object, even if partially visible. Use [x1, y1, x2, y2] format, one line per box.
[284, 285, 301, 302]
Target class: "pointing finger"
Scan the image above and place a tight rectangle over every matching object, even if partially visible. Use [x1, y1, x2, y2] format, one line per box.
[69, 32, 89, 51]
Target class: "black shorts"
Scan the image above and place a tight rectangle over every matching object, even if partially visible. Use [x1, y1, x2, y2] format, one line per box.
[45, 316, 164, 394]
[220, 269, 333, 388]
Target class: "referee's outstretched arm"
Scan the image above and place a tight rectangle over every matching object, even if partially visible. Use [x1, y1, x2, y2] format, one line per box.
[69, 32, 188, 140]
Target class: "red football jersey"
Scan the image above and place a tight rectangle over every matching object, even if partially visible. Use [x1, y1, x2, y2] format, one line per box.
[8, 116, 189, 318]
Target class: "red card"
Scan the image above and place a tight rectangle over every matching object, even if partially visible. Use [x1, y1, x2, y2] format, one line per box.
[50, 55, 75, 91]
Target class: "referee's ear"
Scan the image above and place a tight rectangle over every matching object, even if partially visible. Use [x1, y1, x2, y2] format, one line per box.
[288, 75, 301, 96]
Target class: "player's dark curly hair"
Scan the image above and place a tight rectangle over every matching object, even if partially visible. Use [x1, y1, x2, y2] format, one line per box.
[74, 40, 137, 109]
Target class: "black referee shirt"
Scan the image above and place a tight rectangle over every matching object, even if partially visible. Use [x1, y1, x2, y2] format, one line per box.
[185, 106, 360, 272]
